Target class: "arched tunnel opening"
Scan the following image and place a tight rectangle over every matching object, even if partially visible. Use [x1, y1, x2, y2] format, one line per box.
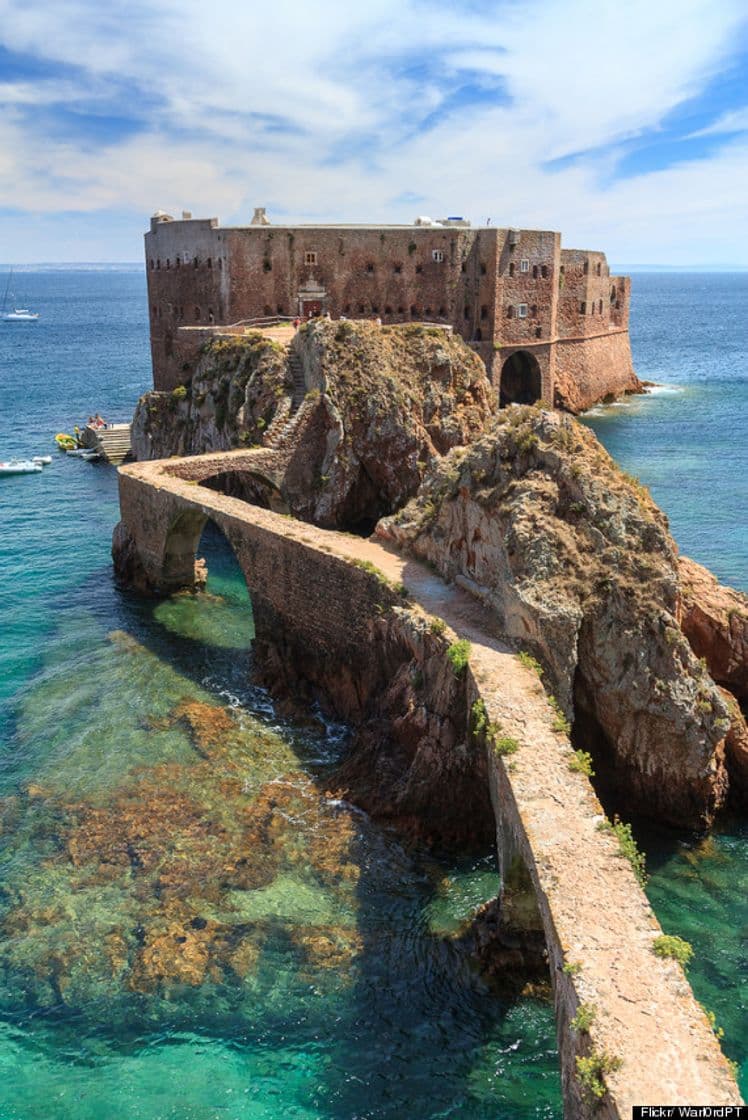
[199, 470, 289, 514]
[499, 351, 542, 408]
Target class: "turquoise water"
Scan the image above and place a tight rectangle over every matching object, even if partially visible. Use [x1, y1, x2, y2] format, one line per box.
[0, 272, 560, 1118]
[0, 271, 745, 1115]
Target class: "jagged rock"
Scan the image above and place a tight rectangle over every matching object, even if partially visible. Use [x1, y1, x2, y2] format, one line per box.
[132, 321, 497, 532]
[378, 407, 731, 829]
[131, 332, 290, 460]
[678, 556, 748, 703]
[720, 687, 748, 806]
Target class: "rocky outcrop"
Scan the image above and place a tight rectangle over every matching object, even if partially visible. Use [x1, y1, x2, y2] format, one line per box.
[377, 406, 733, 828]
[131, 332, 290, 460]
[133, 322, 496, 532]
[282, 321, 495, 529]
[678, 556, 748, 703]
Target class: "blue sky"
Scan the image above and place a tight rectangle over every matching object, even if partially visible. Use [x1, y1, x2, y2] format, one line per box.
[0, 0, 747, 265]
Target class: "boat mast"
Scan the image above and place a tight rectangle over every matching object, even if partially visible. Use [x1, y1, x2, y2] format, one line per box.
[1, 268, 12, 313]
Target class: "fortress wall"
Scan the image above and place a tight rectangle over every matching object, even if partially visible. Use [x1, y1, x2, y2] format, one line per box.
[553, 329, 640, 413]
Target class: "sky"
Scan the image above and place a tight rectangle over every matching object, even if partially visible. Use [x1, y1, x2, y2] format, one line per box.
[0, 0, 747, 266]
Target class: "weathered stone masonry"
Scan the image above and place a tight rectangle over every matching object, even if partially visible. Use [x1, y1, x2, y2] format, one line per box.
[113, 450, 742, 1117]
[144, 212, 637, 410]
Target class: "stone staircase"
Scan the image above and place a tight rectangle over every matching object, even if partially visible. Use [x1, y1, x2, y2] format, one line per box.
[288, 351, 306, 413]
[263, 349, 310, 451]
[91, 423, 133, 465]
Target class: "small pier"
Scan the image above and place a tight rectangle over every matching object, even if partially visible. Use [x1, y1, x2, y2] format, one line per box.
[81, 423, 132, 465]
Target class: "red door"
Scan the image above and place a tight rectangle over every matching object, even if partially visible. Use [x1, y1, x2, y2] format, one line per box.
[301, 300, 322, 318]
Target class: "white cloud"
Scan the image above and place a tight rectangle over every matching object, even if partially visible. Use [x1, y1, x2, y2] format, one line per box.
[0, 0, 746, 262]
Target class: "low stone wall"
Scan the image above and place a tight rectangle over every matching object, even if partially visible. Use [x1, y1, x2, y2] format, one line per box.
[113, 451, 742, 1116]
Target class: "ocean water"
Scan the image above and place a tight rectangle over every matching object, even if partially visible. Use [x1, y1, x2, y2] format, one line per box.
[0, 270, 744, 1116]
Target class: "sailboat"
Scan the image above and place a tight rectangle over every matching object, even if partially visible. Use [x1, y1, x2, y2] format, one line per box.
[2, 268, 39, 321]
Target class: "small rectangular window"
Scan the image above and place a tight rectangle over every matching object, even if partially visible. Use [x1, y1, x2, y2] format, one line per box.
[305, 251, 317, 265]
[517, 304, 528, 318]
[432, 249, 444, 262]
[520, 259, 530, 273]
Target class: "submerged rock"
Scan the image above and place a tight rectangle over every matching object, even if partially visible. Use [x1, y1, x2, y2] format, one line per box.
[378, 407, 733, 829]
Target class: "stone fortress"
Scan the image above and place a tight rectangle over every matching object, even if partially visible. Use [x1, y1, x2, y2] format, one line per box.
[145, 208, 638, 411]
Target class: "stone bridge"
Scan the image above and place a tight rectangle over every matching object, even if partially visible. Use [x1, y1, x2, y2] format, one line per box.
[113, 449, 742, 1117]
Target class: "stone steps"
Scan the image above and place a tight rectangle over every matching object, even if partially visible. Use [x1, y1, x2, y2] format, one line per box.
[91, 424, 132, 465]
[288, 352, 306, 413]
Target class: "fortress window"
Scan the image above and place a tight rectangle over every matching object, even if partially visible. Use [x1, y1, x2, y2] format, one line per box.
[263, 259, 272, 272]
[397, 306, 404, 314]
[373, 304, 380, 314]
[464, 306, 470, 319]
[506, 305, 514, 318]
[596, 262, 601, 276]
[599, 299, 603, 313]
[156, 259, 160, 270]
[531, 304, 538, 316]
[541, 265, 548, 278]
[580, 301, 586, 314]
[424, 306, 432, 316]
[461, 262, 466, 273]
[610, 285, 617, 302]
[410, 305, 418, 317]
[517, 303, 528, 318]
[438, 306, 446, 317]
[509, 262, 515, 277]
[480, 305, 488, 320]
[432, 249, 444, 263]
[358, 304, 365, 314]
[394, 263, 402, 274]
[474, 327, 482, 341]
[277, 305, 285, 315]
[193, 257, 199, 268]
[520, 259, 529, 272]
[583, 260, 589, 275]
[385, 305, 393, 315]
[166, 259, 170, 269]
[176, 257, 181, 268]
[535, 326, 542, 338]
[343, 303, 351, 314]
[208, 309, 215, 323]
[366, 263, 374, 273]
[149, 259, 154, 270]
[218, 258, 222, 270]
[305, 252, 317, 265]
[532, 265, 538, 278]
[194, 306, 201, 320]
[207, 258, 212, 269]
[480, 262, 486, 275]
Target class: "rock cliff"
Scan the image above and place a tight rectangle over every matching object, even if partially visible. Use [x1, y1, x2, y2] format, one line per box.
[132, 332, 290, 460]
[377, 406, 736, 828]
[133, 322, 495, 531]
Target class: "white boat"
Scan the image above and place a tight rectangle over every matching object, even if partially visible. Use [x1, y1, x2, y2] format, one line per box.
[32, 455, 52, 465]
[1, 269, 39, 321]
[0, 459, 43, 475]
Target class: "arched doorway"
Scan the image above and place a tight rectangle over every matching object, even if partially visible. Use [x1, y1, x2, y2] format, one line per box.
[499, 351, 542, 407]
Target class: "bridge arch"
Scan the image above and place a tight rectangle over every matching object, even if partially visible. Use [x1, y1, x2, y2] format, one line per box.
[499, 350, 542, 407]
